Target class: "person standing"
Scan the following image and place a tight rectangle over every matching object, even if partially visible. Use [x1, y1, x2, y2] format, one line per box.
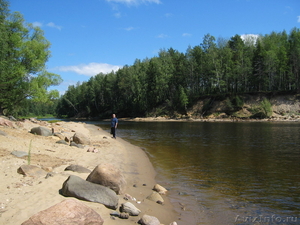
[110, 114, 118, 139]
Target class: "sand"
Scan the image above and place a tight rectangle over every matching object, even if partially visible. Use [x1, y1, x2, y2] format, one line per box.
[0, 118, 178, 225]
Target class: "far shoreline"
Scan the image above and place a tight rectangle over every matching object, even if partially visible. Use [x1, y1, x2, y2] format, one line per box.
[65, 115, 300, 123]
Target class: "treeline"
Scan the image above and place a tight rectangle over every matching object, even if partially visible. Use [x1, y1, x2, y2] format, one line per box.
[17, 100, 58, 118]
[56, 28, 300, 118]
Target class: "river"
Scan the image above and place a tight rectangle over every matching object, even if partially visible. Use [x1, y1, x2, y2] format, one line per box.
[95, 120, 300, 225]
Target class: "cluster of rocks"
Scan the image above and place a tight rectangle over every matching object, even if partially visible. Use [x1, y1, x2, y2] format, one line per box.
[30, 126, 90, 149]
[0, 118, 177, 225]
[19, 161, 177, 225]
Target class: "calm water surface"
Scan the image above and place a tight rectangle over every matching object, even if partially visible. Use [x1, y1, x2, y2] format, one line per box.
[97, 121, 300, 224]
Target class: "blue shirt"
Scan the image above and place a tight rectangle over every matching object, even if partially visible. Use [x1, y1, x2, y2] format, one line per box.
[111, 117, 118, 127]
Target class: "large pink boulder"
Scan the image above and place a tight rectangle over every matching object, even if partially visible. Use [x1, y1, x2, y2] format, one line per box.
[21, 199, 104, 225]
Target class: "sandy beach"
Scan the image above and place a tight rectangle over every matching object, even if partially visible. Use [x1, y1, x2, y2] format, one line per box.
[0, 118, 178, 225]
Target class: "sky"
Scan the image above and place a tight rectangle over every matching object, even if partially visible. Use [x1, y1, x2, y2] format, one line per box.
[9, 0, 300, 95]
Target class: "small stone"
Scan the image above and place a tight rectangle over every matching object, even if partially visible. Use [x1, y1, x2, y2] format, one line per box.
[11, 151, 28, 158]
[153, 184, 168, 195]
[138, 214, 160, 225]
[169, 222, 178, 225]
[119, 212, 130, 219]
[120, 202, 141, 216]
[110, 211, 120, 217]
[146, 192, 164, 203]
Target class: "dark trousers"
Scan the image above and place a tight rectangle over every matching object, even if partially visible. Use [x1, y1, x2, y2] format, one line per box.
[111, 127, 116, 138]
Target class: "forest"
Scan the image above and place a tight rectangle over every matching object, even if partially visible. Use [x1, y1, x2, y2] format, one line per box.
[55, 28, 300, 118]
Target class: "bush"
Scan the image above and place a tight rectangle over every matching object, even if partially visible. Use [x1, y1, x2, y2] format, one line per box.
[260, 98, 272, 118]
[249, 98, 272, 118]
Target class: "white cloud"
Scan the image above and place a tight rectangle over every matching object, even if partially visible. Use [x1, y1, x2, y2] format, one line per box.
[106, 0, 161, 5]
[297, 16, 300, 23]
[56, 62, 122, 76]
[114, 12, 122, 18]
[182, 33, 192, 37]
[156, 33, 168, 38]
[124, 26, 135, 31]
[32, 21, 43, 27]
[164, 13, 173, 18]
[47, 22, 62, 30]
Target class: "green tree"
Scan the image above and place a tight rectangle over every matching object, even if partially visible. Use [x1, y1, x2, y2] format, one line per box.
[0, 1, 62, 115]
[289, 28, 300, 90]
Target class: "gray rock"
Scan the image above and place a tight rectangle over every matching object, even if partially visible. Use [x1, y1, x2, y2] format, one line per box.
[0, 130, 7, 136]
[120, 202, 141, 216]
[138, 214, 160, 225]
[56, 140, 69, 145]
[17, 165, 48, 178]
[86, 163, 126, 195]
[11, 150, 28, 157]
[73, 132, 90, 145]
[61, 175, 118, 209]
[21, 199, 104, 225]
[64, 164, 91, 173]
[30, 127, 52, 136]
[110, 211, 120, 217]
[70, 141, 84, 148]
[8, 116, 17, 121]
[146, 192, 164, 203]
[119, 212, 130, 219]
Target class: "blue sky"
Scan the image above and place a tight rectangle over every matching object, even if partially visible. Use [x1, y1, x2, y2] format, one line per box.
[9, 0, 300, 95]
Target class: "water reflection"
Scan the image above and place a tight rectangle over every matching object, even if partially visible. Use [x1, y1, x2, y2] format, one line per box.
[97, 121, 300, 224]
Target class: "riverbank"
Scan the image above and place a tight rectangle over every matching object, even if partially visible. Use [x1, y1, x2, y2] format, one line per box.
[0, 117, 178, 224]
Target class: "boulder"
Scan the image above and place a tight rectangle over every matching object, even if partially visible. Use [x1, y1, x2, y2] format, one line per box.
[86, 163, 126, 195]
[120, 202, 141, 216]
[61, 175, 118, 209]
[17, 165, 48, 178]
[64, 164, 91, 173]
[138, 214, 160, 225]
[0, 117, 14, 127]
[30, 127, 52, 136]
[146, 192, 164, 203]
[21, 199, 104, 225]
[73, 132, 90, 145]
[153, 184, 168, 195]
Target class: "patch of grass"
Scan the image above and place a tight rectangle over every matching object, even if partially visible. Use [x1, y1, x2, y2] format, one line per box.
[28, 139, 33, 165]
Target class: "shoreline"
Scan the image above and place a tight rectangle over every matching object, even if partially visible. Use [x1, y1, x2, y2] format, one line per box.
[73, 115, 300, 123]
[117, 116, 300, 123]
[0, 118, 178, 224]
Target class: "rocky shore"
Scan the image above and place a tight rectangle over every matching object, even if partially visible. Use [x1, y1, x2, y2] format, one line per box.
[0, 117, 178, 225]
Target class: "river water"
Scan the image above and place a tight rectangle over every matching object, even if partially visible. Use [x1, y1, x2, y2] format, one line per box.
[95, 121, 300, 225]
